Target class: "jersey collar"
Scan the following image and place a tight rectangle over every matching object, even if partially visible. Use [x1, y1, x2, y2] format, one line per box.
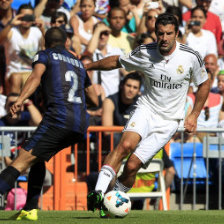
[156, 41, 179, 62]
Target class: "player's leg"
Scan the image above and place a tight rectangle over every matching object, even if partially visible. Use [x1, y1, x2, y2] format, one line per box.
[11, 162, 46, 221]
[87, 131, 141, 211]
[23, 161, 46, 210]
[162, 150, 175, 189]
[115, 153, 142, 190]
[0, 148, 39, 194]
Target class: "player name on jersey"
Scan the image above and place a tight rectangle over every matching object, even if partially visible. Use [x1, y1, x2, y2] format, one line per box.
[52, 53, 83, 68]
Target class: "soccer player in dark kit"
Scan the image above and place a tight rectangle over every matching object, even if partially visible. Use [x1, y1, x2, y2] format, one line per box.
[0, 27, 98, 220]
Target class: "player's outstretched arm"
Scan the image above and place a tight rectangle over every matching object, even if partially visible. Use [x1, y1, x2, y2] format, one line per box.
[84, 55, 122, 71]
[10, 64, 46, 117]
[184, 79, 210, 133]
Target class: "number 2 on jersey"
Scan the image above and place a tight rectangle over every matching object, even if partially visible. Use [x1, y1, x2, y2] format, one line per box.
[65, 71, 82, 103]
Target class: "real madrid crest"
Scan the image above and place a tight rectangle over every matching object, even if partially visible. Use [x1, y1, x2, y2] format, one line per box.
[177, 65, 184, 74]
[201, 68, 207, 78]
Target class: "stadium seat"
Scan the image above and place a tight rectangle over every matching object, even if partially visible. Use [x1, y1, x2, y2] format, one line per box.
[202, 136, 224, 158]
[169, 142, 208, 192]
[118, 159, 168, 210]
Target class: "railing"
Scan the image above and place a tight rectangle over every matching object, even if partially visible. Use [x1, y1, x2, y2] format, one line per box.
[0, 126, 224, 210]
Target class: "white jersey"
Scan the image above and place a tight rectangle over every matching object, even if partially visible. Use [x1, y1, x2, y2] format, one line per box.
[119, 42, 208, 120]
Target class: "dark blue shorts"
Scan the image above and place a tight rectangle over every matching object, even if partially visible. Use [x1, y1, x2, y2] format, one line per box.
[23, 122, 85, 161]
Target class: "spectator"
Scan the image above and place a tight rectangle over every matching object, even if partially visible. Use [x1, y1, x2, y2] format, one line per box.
[70, 0, 99, 53]
[165, 6, 184, 43]
[183, 6, 217, 59]
[211, 70, 224, 96]
[182, 0, 222, 45]
[134, 32, 155, 48]
[208, 0, 224, 33]
[0, 0, 16, 94]
[0, 80, 6, 118]
[50, 11, 68, 27]
[0, 4, 45, 94]
[81, 55, 106, 125]
[115, 0, 140, 34]
[136, 7, 159, 42]
[102, 72, 141, 142]
[106, 7, 134, 54]
[34, 0, 73, 30]
[204, 54, 219, 89]
[187, 72, 224, 142]
[85, 22, 125, 96]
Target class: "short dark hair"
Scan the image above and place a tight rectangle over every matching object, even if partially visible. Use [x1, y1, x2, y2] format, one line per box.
[45, 27, 67, 48]
[120, 72, 142, 88]
[80, 0, 96, 6]
[108, 7, 126, 19]
[136, 33, 156, 45]
[166, 6, 183, 26]
[80, 55, 93, 63]
[155, 13, 179, 33]
[17, 3, 33, 14]
[51, 11, 68, 24]
[191, 6, 207, 18]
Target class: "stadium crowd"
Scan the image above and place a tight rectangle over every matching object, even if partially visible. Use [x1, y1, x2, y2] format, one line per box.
[0, 0, 224, 214]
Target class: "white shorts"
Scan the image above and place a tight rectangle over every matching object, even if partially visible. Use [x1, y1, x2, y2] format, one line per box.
[123, 106, 180, 165]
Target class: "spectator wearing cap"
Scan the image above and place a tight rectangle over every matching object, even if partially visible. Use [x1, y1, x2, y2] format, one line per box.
[182, 0, 222, 45]
[60, 24, 82, 57]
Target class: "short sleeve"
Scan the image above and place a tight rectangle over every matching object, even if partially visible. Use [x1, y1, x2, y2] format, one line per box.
[119, 46, 145, 72]
[32, 51, 48, 68]
[191, 52, 208, 86]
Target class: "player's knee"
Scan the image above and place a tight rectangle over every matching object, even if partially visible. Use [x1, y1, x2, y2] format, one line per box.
[125, 160, 139, 176]
[120, 140, 134, 154]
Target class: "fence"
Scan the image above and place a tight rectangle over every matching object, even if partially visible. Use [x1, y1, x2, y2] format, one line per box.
[0, 126, 224, 210]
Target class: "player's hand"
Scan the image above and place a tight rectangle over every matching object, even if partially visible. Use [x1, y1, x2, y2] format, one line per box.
[184, 113, 198, 134]
[9, 100, 23, 118]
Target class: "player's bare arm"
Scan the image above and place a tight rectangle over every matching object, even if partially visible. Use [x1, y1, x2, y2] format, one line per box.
[85, 85, 99, 108]
[184, 79, 210, 133]
[10, 63, 46, 117]
[84, 55, 122, 71]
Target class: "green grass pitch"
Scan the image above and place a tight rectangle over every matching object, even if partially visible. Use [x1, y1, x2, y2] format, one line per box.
[0, 210, 224, 224]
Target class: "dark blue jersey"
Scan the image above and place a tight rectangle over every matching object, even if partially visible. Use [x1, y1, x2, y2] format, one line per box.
[32, 46, 91, 133]
[108, 92, 138, 126]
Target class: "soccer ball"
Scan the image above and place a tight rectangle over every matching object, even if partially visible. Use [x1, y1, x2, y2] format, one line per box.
[103, 190, 131, 218]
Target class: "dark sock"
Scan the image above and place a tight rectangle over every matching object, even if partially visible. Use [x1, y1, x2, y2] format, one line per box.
[0, 166, 20, 194]
[23, 162, 46, 210]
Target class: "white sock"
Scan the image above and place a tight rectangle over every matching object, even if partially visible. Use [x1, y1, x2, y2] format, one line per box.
[95, 165, 116, 193]
[113, 179, 131, 193]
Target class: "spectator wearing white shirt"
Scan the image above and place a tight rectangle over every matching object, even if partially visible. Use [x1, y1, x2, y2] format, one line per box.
[84, 22, 126, 97]
[183, 6, 217, 59]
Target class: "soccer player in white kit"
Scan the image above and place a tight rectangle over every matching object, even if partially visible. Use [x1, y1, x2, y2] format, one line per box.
[86, 13, 210, 216]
